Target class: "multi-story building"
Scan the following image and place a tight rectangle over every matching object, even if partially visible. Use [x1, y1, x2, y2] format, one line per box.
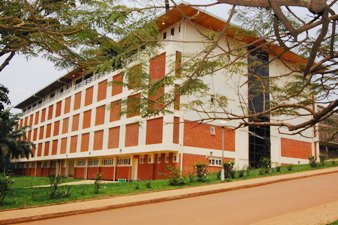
[13, 4, 318, 180]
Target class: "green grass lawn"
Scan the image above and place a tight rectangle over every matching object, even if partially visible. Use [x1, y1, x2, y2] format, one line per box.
[328, 220, 338, 225]
[0, 160, 337, 210]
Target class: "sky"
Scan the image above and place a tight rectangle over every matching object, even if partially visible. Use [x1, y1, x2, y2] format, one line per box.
[0, 0, 228, 112]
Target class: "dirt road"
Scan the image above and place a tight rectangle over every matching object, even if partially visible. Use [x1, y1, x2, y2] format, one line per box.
[15, 173, 338, 225]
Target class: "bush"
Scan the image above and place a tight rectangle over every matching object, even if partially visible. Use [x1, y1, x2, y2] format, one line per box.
[93, 173, 102, 194]
[145, 181, 152, 189]
[166, 166, 185, 186]
[308, 156, 317, 167]
[195, 163, 208, 182]
[134, 183, 140, 190]
[319, 155, 326, 166]
[238, 170, 245, 178]
[0, 175, 13, 204]
[188, 172, 197, 183]
[259, 157, 271, 174]
[48, 175, 65, 199]
[288, 165, 293, 171]
[223, 161, 235, 179]
[276, 166, 281, 172]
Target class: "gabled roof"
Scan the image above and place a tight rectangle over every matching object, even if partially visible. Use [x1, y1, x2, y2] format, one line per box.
[15, 3, 307, 110]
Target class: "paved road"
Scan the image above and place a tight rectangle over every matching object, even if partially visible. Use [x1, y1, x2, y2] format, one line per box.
[16, 173, 338, 225]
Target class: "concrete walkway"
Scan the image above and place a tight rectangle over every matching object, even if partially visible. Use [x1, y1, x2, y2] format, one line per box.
[1, 167, 337, 225]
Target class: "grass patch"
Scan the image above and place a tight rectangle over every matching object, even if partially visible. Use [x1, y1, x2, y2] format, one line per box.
[327, 220, 338, 225]
[0, 160, 337, 210]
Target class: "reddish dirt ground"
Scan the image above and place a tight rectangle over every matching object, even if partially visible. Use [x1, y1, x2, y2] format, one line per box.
[15, 173, 338, 225]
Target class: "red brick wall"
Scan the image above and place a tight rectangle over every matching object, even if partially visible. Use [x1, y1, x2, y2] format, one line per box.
[281, 138, 312, 159]
[70, 135, 78, 153]
[87, 167, 100, 179]
[64, 97, 71, 114]
[81, 133, 89, 152]
[74, 168, 85, 179]
[39, 126, 44, 140]
[95, 105, 106, 125]
[150, 53, 166, 80]
[125, 123, 139, 147]
[173, 117, 180, 144]
[97, 80, 107, 101]
[44, 142, 50, 156]
[115, 166, 131, 180]
[85, 86, 93, 106]
[112, 74, 123, 96]
[60, 138, 67, 154]
[108, 127, 119, 149]
[182, 153, 209, 175]
[55, 101, 62, 117]
[184, 121, 235, 151]
[46, 123, 52, 138]
[93, 130, 104, 150]
[62, 118, 69, 134]
[74, 92, 81, 110]
[101, 167, 114, 180]
[34, 111, 40, 125]
[53, 121, 60, 136]
[138, 155, 155, 180]
[29, 114, 33, 127]
[72, 114, 80, 131]
[83, 110, 91, 129]
[48, 105, 53, 120]
[37, 143, 42, 157]
[52, 140, 58, 155]
[41, 108, 46, 123]
[127, 94, 141, 118]
[146, 118, 163, 145]
[110, 100, 121, 122]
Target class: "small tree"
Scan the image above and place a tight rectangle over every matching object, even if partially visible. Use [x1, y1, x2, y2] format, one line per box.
[0, 174, 13, 204]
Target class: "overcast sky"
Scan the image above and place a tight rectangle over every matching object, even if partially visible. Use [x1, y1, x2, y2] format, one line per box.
[0, 0, 228, 113]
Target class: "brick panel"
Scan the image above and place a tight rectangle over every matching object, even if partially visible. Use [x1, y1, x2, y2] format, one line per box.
[137, 155, 155, 180]
[74, 168, 85, 179]
[62, 118, 69, 134]
[281, 138, 312, 159]
[184, 121, 235, 151]
[95, 105, 106, 125]
[110, 100, 121, 122]
[34, 111, 40, 125]
[53, 121, 60, 136]
[101, 167, 114, 180]
[150, 53, 166, 80]
[173, 117, 180, 144]
[83, 110, 92, 129]
[24, 117, 28, 126]
[146, 118, 163, 145]
[41, 108, 46, 123]
[85, 86, 94, 106]
[27, 130, 32, 141]
[52, 140, 58, 155]
[55, 101, 62, 117]
[39, 126, 45, 140]
[81, 133, 90, 152]
[108, 127, 119, 149]
[115, 166, 131, 180]
[125, 123, 139, 147]
[70, 135, 78, 153]
[127, 94, 140, 118]
[48, 105, 53, 120]
[60, 138, 67, 154]
[33, 128, 38, 141]
[97, 80, 107, 101]
[72, 114, 80, 131]
[128, 64, 142, 89]
[37, 143, 42, 157]
[74, 92, 81, 110]
[112, 74, 123, 96]
[29, 114, 33, 127]
[87, 167, 100, 179]
[64, 97, 71, 114]
[44, 142, 50, 156]
[46, 123, 52, 138]
[182, 153, 209, 175]
[93, 130, 104, 150]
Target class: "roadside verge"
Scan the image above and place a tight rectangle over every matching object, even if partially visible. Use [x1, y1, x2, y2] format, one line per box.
[1, 167, 337, 225]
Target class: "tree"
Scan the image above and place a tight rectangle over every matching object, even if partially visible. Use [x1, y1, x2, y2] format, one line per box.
[134, 0, 337, 137]
[0, 0, 160, 74]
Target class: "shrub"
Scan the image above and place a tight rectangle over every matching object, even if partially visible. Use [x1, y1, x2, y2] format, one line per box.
[288, 165, 293, 171]
[188, 172, 197, 183]
[48, 175, 65, 199]
[166, 165, 185, 186]
[0, 175, 13, 204]
[93, 173, 102, 194]
[195, 163, 208, 182]
[135, 183, 140, 190]
[276, 166, 281, 172]
[145, 181, 152, 189]
[332, 160, 336, 166]
[238, 170, 245, 178]
[259, 157, 271, 174]
[223, 161, 235, 179]
[319, 155, 326, 166]
[308, 156, 317, 167]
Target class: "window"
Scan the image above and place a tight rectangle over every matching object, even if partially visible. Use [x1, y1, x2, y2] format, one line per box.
[42, 161, 49, 168]
[209, 158, 222, 166]
[50, 161, 57, 168]
[157, 154, 161, 164]
[88, 159, 99, 167]
[162, 32, 167, 40]
[148, 154, 154, 164]
[76, 159, 86, 167]
[50, 92, 55, 98]
[171, 28, 175, 36]
[101, 158, 114, 166]
[140, 156, 145, 164]
[118, 158, 131, 166]
[173, 153, 179, 163]
[165, 154, 169, 163]
[30, 162, 35, 168]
